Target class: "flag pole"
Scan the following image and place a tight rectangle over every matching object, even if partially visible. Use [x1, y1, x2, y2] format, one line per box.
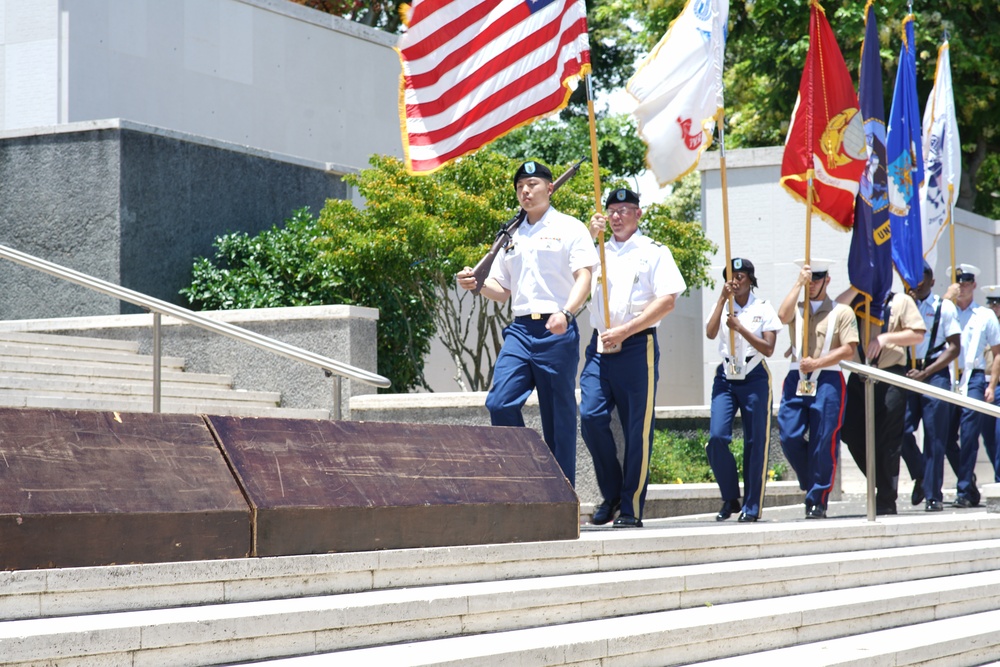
[585, 75, 614, 350]
[948, 183, 958, 388]
[803, 170, 814, 364]
[716, 108, 738, 373]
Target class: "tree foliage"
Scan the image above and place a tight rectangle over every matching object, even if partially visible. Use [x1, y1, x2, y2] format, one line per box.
[288, 0, 402, 31]
[491, 113, 648, 181]
[180, 206, 437, 393]
[181, 152, 714, 392]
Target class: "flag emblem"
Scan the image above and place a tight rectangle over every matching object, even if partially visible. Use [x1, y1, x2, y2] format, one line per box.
[888, 150, 916, 213]
[820, 109, 866, 170]
[679, 117, 704, 150]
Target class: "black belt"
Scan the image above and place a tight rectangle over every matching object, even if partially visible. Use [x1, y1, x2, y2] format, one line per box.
[628, 327, 657, 341]
[514, 313, 554, 323]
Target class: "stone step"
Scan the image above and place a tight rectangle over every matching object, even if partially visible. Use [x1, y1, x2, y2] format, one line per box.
[0, 344, 187, 369]
[4, 515, 999, 622]
[0, 357, 233, 385]
[5, 561, 998, 667]
[3, 517, 1000, 665]
[0, 330, 140, 353]
[240, 569, 1000, 666]
[0, 393, 328, 418]
[689, 609, 1000, 665]
[0, 331, 323, 418]
[0, 375, 280, 403]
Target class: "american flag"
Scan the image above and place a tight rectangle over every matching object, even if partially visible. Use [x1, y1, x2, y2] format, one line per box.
[397, 0, 590, 175]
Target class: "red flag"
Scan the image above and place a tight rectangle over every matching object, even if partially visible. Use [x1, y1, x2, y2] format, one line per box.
[780, 1, 866, 231]
[397, 0, 591, 175]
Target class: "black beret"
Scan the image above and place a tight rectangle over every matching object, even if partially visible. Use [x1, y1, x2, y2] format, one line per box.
[513, 161, 553, 185]
[724, 257, 758, 287]
[605, 188, 640, 208]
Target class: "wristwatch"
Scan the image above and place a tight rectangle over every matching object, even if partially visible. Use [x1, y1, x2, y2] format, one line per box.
[560, 308, 575, 323]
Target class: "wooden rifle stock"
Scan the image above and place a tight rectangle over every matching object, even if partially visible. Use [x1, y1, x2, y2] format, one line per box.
[470, 158, 586, 295]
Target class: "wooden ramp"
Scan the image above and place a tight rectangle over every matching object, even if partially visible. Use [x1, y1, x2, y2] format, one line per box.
[0, 407, 577, 569]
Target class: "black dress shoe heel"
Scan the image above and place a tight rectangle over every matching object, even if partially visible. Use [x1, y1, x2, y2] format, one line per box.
[591, 500, 621, 525]
[613, 515, 643, 528]
[805, 504, 827, 519]
[715, 499, 741, 521]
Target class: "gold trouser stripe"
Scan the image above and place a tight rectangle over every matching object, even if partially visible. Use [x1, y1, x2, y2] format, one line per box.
[632, 334, 656, 515]
[756, 361, 773, 517]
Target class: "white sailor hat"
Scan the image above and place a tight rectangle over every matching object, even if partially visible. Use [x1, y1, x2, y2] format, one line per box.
[946, 264, 980, 282]
[982, 285, 1000, 304]
[794, 258, 834, 279]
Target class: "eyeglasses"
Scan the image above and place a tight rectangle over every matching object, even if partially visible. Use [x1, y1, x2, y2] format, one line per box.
[607, 206, 639, 217]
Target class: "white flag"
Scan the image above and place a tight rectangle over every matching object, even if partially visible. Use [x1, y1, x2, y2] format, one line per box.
[626, 0, 728, 187]
[919, 40, 962, 268]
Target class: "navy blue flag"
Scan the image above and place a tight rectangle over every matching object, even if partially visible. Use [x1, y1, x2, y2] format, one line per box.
[848, 1, 892, 324]
[886, 15, 924, 290]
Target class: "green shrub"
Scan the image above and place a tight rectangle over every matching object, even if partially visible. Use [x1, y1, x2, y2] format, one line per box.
[648, 429, 785, 484]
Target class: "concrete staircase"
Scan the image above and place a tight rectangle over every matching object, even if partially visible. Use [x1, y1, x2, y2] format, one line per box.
[0, 331, 328, 419]
[3, 512, 1000, 665]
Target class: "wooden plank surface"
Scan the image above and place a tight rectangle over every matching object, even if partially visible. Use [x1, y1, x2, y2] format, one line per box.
[0, 408, 250, 569]
[207, 417, 579, 554]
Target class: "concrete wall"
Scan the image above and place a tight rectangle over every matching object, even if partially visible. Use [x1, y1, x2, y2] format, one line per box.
[0, 120, 346, 319]
[0, 0, 402, 170]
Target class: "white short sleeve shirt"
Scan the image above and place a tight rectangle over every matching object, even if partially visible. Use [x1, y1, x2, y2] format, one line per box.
[588, 230, 686, 331]
[488, 206, 599, 316]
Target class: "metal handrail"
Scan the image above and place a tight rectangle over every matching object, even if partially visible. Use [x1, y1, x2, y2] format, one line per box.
[840, 360, 1000, 521]
[0, 244, 390, 419]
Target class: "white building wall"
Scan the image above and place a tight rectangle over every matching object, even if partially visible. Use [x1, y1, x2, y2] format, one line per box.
[699, 146, 1000, 407]
[0, 0, 402, 171]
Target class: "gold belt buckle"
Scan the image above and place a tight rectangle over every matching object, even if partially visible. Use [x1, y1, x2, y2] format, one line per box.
[725, 359, 746, 381]
[531, 313, 543, 320]
[796, 379, 817, 397]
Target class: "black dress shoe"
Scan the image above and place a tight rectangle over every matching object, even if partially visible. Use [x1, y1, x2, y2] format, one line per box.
[715, 499, 741, 521]
[591, 500, 620, 525]
[876, 504, 897, 516]
[737, 512, 758, 523]
[953, 495, 976, 508]
[925, 499, 943, 512]
[805, 504, 827, 519]
[970, 475, 981, 506]
[613, 515, 643, 528]
[911, 479, 925, 506]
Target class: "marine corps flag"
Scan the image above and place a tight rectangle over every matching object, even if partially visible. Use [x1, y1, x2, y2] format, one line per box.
[848, 0, 891, 325]
[626, 0, 728, 187]
[886, 14, 924, 290]
[780, 0, 866, 231]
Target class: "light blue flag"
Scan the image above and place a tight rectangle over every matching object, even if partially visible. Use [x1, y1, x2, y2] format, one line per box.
[886, 15, 924, 290]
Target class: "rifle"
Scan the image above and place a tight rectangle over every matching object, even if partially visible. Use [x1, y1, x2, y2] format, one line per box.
[469, 157, 586, 295]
